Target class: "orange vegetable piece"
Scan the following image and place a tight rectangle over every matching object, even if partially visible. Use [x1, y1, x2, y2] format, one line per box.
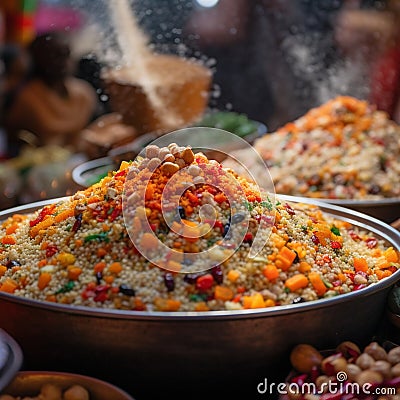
[109, 262, 123, 274]
[242, 296, 252, 309]
[38, 259, 47, 268]
[249, 293, 265, 309]
[375, 269, 392, 280]
[0, 278, 18, 293]
[285, 274, 309, 292]
[46, 294, 57, 302]
[337, 273, 347, 283]
[0, 265, 7, 277]
[29, 216, 55, 237]
[299, 262, 311, 273]
[103, 275, 115, 284]
[227, 269, 240, 283]
[353, 258, 369, 273]
[271, 233, 286, 249]
[140, 232, 159, 251]
[154, 298, 181, 311]
[94, 262, 106, 273]
[264, 299, 276, 307]
[377, 259, 391, 269]
[1, 235, 16, 245]
[276, 246, 297, 271]
[308, 272, 327, 296]
[97, 248, 107, 257]
[214, 193, 227, 204]
[6, 224, 18, 235]
[263, 264, 279, 281]
[384, 247, 399, 263]
[167, 260, 182, 272]
[145, 184, 155, 201]
[67, 266, 82, 280]
[54, 209, 74, 223]
[194, 302, 210, 311]
[38, 273, 52, 290]
[214, 285, 234, 301]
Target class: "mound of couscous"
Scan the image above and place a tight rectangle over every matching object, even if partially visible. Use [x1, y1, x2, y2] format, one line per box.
[247, 96, 400, 199]
[0, 144, 398, 311]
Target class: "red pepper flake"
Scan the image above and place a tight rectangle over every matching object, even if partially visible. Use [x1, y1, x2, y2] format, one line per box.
[186, 192, 200, 206]
[109, 207, 121, 222]
[349, 230, 361, 241]
[243, 232, 253, 243]
[94, 284, 110, 302]
[232, 294, 242, 303]
[261, 215, 274, 226]
[365, 238, 377, 249]
[214, 193, 227, 204]
[311, 234, 320, 245]
[81, 282, 97, 299]
[29, 205, 55, 227]
[196, 274, 214, 291]
[114, 170, 127, 178]
[284, 203, 295, 216]
[45, 245, 58, 258]
[72, 213, 82, 233]
[323, 254, 332, 264]
[331, 241, 342, 249]
[150, 223, 157, 232]
[237, 286, 246, 293]
[213, 220, 224, 234]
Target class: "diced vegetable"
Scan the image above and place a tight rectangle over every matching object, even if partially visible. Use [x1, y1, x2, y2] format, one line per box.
[263, 264, 280, 281]
[285, 274, 309, 292]
[308, 272, 327, 296]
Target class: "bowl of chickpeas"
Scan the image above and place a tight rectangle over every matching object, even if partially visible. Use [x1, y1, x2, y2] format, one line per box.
[0, 371, 134, 400]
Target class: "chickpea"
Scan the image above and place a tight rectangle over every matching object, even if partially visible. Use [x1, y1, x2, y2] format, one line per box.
[371, 360, 392, 380]
[388, 347, 400, 365]
[145, 145, 160, 159]
[315, 375, 330, 392]
[391, 363, 400, 377]
[63, 385, 89, 400]
[355, 370, 384, 386]
[356, 353, 375, 370]
[321, 356, 347, 375]
[182, 148, 195, 164]
[343, 363, 362, 381]
[39, 383, 62, 400]
[364, 342, 388, 361]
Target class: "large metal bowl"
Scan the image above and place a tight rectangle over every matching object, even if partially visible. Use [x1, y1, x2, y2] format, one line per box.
[0, 196, 399, 399]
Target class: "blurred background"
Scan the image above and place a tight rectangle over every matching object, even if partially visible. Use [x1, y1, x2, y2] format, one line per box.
[0, 0, 399, 208]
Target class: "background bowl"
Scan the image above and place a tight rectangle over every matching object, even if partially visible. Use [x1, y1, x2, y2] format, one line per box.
[2, 371, 134, 400]
[0, 196, 398, 399]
